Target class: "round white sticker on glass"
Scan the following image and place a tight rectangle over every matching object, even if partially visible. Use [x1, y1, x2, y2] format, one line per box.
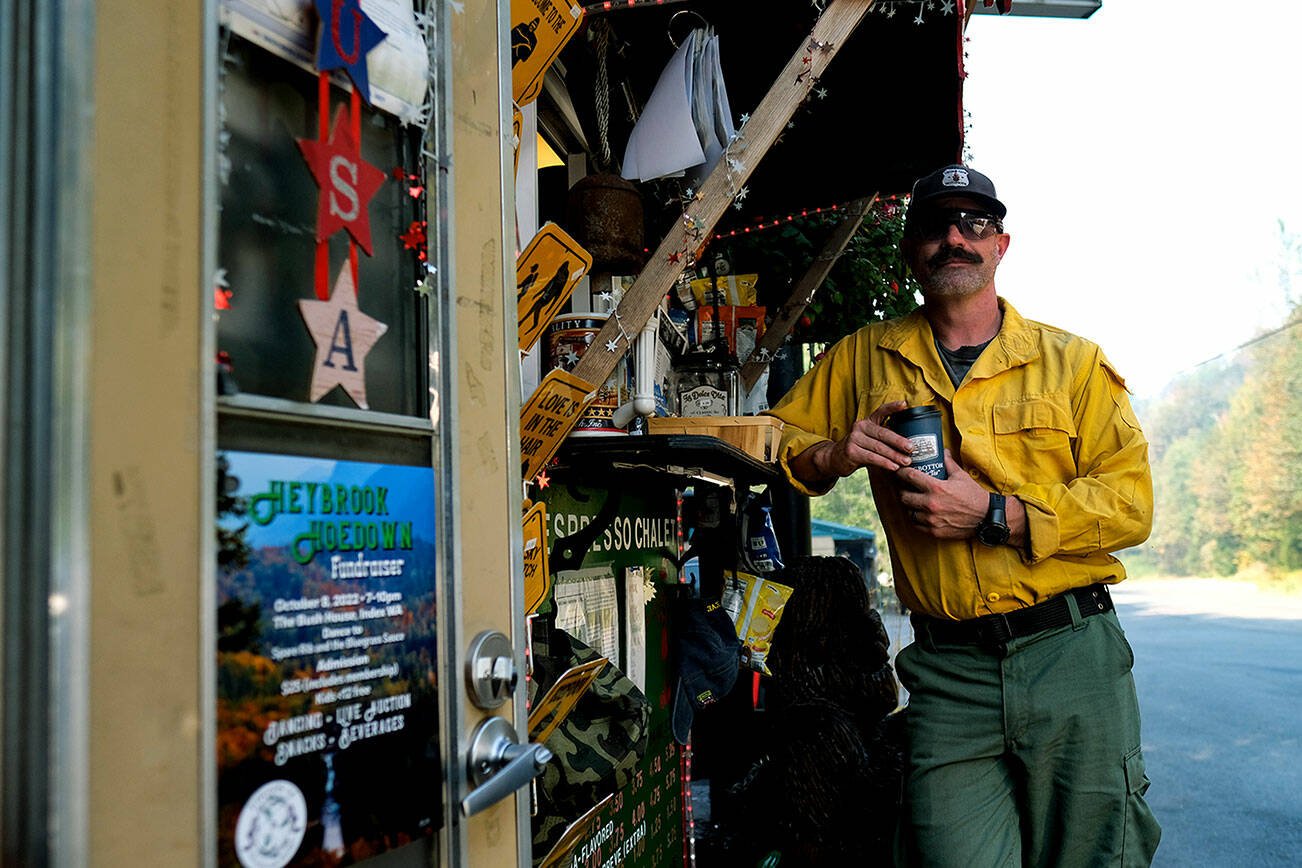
[235, 779, 308, 868]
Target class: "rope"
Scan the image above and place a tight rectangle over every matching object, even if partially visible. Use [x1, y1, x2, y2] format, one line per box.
[594, 19, 613, 167]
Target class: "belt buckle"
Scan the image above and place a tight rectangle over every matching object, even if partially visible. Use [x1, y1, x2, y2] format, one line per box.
[981, 612, 1014, 644]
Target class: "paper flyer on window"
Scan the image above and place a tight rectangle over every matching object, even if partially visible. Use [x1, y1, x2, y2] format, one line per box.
[216, 450, 440, 867]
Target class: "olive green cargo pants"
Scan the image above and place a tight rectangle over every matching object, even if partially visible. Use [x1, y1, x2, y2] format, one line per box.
[894, 605, 1161, 867]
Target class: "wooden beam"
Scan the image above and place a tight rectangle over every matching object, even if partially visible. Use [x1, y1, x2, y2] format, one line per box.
[739, 194, 876, 391]
[571, 0, 875, 390]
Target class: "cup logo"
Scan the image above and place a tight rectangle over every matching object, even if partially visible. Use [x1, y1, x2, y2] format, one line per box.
[909, 434, 940, 462]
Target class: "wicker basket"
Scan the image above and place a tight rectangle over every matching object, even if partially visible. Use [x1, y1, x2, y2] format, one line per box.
[646, 415, 785, 463]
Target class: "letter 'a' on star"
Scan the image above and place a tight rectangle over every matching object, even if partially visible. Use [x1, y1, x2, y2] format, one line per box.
[314, 0, 387, 103]
[296, 106, 387, 254]
[298, 263, 388, 409]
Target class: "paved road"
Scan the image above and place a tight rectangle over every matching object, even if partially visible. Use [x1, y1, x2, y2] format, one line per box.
[1113, 579, 1302, 867]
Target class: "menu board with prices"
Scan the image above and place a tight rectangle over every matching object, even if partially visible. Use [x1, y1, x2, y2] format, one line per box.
[564, 736, 685, 868]
[539, 483, 686, 868]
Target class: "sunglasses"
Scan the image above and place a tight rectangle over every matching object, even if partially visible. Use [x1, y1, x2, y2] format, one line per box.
[907, 209, 1004, 241]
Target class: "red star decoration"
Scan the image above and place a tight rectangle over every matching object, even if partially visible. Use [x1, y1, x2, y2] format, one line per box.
[296, 107, 387, 255]
[668, 251, 681, 264]
[534, 470, 551, 490]
[407, 185, 424, 198]
[399, 220, 427, 252]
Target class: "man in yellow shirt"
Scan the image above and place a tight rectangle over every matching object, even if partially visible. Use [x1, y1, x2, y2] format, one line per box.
[767, 165, 1161, 866]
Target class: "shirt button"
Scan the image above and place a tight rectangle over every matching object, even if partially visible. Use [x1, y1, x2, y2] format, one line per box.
[986, 592, 1001, 602]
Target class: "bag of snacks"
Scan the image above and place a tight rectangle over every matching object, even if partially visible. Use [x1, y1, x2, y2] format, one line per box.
[721, 570, 794, 675]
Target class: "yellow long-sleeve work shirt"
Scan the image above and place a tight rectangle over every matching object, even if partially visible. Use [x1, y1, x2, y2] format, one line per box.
[766, 300, 1153, 621]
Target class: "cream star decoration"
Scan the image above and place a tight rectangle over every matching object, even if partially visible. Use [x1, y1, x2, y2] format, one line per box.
[914, 10, 925, 24]
[816, 87, 829, 100]
[605, 339, 620, 352]
[941, 0, 955, 12]
[564, 350, 581, 365]
[736, 185, 750, 201]
[887, 6, 896, 17]
[297, 263, 388, 409]
[740, 112, 751, 125]
[685, 187, 695, 198]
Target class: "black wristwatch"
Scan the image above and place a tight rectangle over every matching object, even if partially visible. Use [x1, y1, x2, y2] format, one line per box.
[976, 492, 1011, 546]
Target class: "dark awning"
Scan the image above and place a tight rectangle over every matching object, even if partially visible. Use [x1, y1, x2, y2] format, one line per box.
[558, 0, 964, 221]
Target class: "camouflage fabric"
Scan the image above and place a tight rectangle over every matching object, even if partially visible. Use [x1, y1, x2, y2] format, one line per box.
[529, 618, 651, 864]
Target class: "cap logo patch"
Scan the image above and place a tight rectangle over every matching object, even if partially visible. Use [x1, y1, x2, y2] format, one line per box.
[942, 168, 970, 187]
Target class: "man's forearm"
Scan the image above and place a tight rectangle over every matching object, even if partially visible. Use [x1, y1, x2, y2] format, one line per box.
[790, 441, 835, 487]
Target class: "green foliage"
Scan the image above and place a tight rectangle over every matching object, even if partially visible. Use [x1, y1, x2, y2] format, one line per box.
[217, 453, 251, 570]
[718, 200, 920, 345]
[1134, 305, 1302, 585]
[808, 470, 891, 572]
[217, 598, 264, 653]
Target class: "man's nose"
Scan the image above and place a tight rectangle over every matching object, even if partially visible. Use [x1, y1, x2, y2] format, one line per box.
[943, 221, 968, 245]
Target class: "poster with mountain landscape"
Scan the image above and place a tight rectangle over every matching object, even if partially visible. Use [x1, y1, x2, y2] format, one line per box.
[216, 451, 442, 867]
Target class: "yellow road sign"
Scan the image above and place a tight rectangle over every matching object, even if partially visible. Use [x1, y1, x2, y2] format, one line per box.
[521, 368, 594, 481]
[522, 502, 551, 614]
[516, 222, 592, 353]
[528, 657, 607, 744]
[511, 0, 583, 107]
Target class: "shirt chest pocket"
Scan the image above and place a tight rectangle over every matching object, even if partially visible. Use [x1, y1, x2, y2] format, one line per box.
[862, 385, 936, 421]
[992, 395, 1078, 482]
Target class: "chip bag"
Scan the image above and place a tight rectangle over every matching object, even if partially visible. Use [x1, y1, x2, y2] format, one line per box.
[689, 273, 759, 308]
[721, 570, 794, 675]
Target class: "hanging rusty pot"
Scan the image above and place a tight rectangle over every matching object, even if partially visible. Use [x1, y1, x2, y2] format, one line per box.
[565, 173, 645, 273]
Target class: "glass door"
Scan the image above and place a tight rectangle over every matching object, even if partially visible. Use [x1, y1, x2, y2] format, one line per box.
[212, 3, 458, 865]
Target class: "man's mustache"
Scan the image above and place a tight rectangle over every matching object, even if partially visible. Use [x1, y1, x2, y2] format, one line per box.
[927, 247, 984, 267]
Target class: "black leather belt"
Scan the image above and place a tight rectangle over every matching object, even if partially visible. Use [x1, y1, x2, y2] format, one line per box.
[913, 583, 1114, 645]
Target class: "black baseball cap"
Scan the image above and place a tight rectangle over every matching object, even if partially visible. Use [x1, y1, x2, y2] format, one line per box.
[671, 598, 741, 745]
[907, 164, 1007, 220]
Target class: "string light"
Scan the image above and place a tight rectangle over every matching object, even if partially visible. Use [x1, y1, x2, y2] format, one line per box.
[707, 194, 906, 242]
[586, 0, 684, 13]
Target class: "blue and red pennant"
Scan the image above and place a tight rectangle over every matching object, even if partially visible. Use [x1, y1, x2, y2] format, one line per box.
[314, 0, 387, 104]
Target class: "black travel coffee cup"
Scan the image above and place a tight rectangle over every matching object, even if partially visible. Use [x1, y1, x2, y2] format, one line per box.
[885, 405, 947, 479]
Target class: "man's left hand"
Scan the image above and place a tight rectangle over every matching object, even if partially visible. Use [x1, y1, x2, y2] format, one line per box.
[897, 450, 989, 539]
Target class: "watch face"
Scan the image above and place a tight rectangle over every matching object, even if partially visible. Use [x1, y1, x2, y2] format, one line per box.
[978, 521, 1010, 546]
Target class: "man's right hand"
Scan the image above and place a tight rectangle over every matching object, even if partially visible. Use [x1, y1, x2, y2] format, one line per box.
[789, 400, 917, 484]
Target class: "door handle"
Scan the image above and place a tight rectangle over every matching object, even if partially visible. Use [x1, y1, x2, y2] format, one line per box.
[460, 715, 553, 817]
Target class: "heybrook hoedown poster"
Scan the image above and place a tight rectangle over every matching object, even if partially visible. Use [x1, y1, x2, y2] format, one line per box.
[217, 451, 441, 867]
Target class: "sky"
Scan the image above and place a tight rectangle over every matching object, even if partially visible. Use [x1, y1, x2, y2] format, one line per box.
[961, 2, 1302, 398]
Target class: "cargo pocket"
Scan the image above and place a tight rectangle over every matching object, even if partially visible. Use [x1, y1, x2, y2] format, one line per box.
[1121, 746, 1161, 866]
